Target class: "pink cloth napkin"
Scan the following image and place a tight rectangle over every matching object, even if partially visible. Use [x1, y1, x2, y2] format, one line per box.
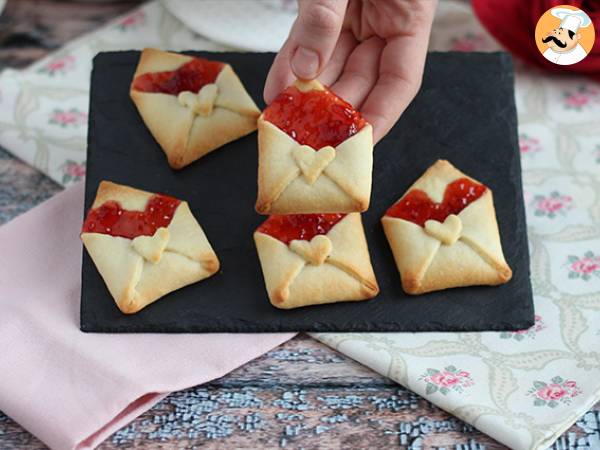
[0, 183, 294, 450]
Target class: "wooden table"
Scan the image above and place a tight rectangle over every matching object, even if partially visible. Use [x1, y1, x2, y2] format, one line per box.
[0, 1, 598, 448]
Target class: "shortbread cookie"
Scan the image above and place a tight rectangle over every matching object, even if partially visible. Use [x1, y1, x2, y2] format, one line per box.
[81, 181, 220, 313]
[382, 160, 512, 294]
[256, 79, 373, 214]
[254, 213, 379, 309]
[130, 48, 260, 169]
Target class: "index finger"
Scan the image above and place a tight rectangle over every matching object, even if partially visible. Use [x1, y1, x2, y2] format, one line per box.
[263, 0, 348, 104]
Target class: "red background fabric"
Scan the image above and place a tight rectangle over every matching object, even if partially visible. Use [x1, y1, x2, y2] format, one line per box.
[472, 0, 600, 81]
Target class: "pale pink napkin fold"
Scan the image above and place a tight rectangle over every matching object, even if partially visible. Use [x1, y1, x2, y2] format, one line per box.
[0, 183, 295, 450]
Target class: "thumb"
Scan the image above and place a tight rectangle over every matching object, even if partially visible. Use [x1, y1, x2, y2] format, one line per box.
[288, 0, 348, 80]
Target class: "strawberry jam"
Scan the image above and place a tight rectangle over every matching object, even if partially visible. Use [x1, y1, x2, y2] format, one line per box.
[257, 213, 346, 245]
[132, 57, 224, 95]
[82, 194, 181, 239]
[386, 178, 486, 227]
[262, 86, 366, 149]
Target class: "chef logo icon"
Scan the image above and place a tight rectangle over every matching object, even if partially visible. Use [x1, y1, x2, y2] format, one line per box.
[535, 5, 595, 66]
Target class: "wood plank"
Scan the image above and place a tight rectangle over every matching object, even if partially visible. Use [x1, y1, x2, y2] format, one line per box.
[1, 335, 599, 449]
[218, 334, 396, 388]
[0, 0, 141, 69]
[0, 147, 61, 225]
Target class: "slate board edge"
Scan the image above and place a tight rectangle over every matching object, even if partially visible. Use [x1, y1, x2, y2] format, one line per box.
[80, 51, 535, 333]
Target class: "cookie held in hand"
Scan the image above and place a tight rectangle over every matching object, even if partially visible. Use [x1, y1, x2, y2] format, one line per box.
[256, 79, 373, 214]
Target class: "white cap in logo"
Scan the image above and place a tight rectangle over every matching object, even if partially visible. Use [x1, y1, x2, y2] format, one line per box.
[551, 8, 592, 34]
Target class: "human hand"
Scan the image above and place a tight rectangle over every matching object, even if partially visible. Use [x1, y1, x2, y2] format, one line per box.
[264, 0, 437, 143]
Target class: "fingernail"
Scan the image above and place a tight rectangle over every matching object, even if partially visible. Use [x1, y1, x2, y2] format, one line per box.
[291, 46, 320, 79]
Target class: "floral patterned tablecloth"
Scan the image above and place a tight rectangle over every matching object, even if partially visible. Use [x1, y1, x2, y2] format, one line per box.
[0, 1, 598, 449]
[0, 2, 227, 185]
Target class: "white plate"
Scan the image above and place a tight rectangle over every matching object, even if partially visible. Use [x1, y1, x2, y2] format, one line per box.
[162, 0, 297, 52]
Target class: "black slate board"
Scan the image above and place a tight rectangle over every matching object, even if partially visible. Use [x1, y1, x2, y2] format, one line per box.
[81, 51, 534, 333]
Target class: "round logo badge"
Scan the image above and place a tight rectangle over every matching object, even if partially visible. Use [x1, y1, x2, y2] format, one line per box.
[535, 5, 595, 66]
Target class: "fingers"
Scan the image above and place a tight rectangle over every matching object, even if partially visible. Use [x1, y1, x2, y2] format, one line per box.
[290, 0, 349, 79]
[264, 0, 348, 104]
[361, 0, 437, 143]
[361, 36, 427, 143]
[264, 38, 296, 104]
[264, 31, 354, 105]
[330, 36, 385, 108]
[317, 30, 358, 86]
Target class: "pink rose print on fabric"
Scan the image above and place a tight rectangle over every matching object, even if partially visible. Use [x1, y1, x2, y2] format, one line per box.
[419, 366, 474, 395]
[116, 10, 146, 30]
[49, 108, 87, 128]
[60, 160, 85, 185]
[519, 134, 542, 155]
[594, 144, 600, 164]
[528, 377, 581, 408]
[500, 315, 545, 341]
[450, 33, 487, 52]
[37, 55, 75, 76]
[532, 191, 573, 218]
[567, 251, 600, 281]
[563, 85, 600, 111]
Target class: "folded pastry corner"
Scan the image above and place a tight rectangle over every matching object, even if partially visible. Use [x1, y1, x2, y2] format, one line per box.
[130, 48, 260, 169]
[382, 159, 512, 295]
[81, 181, 220, 314]
[254, 212, 379, 309]
[255, 79, 373, 215]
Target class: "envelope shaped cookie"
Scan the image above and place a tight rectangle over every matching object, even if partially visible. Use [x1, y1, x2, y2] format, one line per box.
[130, 48, 260, 169]
[381, 160, 512, 295]
[254, 213, 379, 309]
[256, 79, 373, 214]
[81, 181, 220, 314]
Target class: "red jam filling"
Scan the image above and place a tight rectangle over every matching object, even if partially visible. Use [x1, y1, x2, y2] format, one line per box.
[132, 57, 224, 95]
[257, 213, 346, 245]
[82, 194, 181, 239]
[386, 178, 487, 227]
[262, 85, 366, 149]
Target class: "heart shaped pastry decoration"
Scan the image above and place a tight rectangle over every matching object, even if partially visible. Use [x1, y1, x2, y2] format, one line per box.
[131, 227, 170, 263]
[289, 235, 332, 265]
[292, 145, 336, 185]
[177, 83, 218, 117]
[424, 214, 462, 245]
